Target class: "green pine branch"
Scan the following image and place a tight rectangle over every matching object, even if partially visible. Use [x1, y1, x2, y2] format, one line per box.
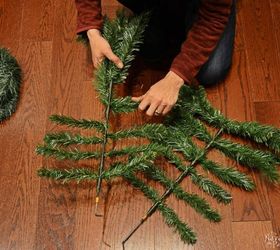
[190, 172, 232, 204]
[110, 96, 138, 113]
[199, 158, 255, 191]
[43, 131, 103, 147]
[37, 167, 99, 184]
[162, 127, 255, 191]
[141, 163, 221, 222]
[37, 150, 157, 183]
[167, 111, 280, 183]
[124, 173, 197, 245]
[154, 144, 232, 204]
[36, 144, 101, 160]
[49, 114, 106, 132]
[108, 123, 167, 140]
[90, 12, 151, 208]
[178, 85, 280, 153]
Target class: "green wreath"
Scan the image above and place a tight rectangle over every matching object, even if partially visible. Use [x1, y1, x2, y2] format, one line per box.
[0, 47, 22, 122]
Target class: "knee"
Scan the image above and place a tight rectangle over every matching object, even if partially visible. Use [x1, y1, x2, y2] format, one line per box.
[196, 61, 232, 86]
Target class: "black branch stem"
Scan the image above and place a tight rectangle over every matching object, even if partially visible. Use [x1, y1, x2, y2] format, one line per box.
[121, 127, 224, 249]
[95, 79, 114, 216]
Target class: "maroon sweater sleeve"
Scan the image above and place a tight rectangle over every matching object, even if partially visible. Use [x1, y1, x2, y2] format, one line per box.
[170, 0, 233, 86]
[75, 0, 103, 34]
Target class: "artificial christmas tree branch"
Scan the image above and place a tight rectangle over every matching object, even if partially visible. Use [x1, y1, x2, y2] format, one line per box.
[177, 85, 280, 153]
[167, 111, 280, 183]
[124, 173, 197, 245]
[49, 114, 106, 132]
[86, 11, 151, 215]
[141, 164, 221, 222]
[36, 10, 280, 247]
[122, 127, 224, 249]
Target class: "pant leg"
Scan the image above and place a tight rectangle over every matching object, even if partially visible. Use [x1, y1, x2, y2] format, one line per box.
[196, 0, 236, 86]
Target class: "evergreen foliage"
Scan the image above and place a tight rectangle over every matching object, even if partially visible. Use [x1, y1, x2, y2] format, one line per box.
[0, 47, 22, 122]
[36, 11, 280, 246]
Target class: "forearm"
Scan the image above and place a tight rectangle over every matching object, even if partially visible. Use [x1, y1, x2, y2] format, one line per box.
[170, 0, 233, 85]
[74, 0, 103, 35]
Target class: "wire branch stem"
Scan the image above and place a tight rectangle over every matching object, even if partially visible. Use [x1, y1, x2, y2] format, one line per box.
[95, 79, 114, 216]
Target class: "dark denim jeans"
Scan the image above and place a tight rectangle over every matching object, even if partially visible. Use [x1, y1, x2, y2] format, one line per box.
[117, 0, 236, 86]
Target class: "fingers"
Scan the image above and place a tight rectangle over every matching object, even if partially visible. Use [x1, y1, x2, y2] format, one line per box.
[138, 96, 151, 112]
[104, 49, 123, 69]
[142, 101, 171, 117]
[133, 92, 175, 116]
[136, 94, 167, 117]
[92, 51, 123, 69]
[93, 54, 105, 68]
[154, 104, 166, 115]
[91, 48, 123, 69]
[131, 95, 145, 102]
[146, 102, 161, 116]
[88, 32, 124, 69]
[162, 104, 173, 116]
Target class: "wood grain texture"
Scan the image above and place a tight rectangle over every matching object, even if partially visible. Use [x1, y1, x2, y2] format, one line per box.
[270, 0, 280, 59]
[217, 3, 273, 223]
[232, 221, 274, 250]
[0, 0, 23, 47]
[0, 0, 280, 249]
[21, 0, 55, 41]
[238, 0, 280, 101]
[0, 40, 53, 249]
[33, 1, 92, 249]
[254, 101, 280, 237]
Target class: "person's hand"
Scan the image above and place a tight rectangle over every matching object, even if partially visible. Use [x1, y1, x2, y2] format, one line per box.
[131, 71, 184, 116]
[87, 29, 124, 69]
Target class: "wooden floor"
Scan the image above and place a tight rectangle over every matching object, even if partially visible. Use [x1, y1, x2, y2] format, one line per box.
[1, 0, 280, 249]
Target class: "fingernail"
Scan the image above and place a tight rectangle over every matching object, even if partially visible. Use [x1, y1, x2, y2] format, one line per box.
[118, 62, 123, 68]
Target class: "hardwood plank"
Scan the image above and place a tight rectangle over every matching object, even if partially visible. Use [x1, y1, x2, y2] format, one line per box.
[34, 1, 94, 249]
[270, 0, 280, 57]
[254, 101, 280, 236]
[219, 49, 273, 222]
[204, 2, 273, 223]
[0, 0, 23, 47]
[254, 102, 280, 126]
[238, 0, 280, 101]
[232, 221, 274, 250]
[35, 1, 119, 248]
[0, 177, 19, 248]
[0, 40, 53, 249]
[73, 79, 106, 250]
[21, 0, 55, 41]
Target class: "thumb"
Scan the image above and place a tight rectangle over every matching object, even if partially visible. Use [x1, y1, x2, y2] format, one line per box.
[105, 49, 123, 69]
